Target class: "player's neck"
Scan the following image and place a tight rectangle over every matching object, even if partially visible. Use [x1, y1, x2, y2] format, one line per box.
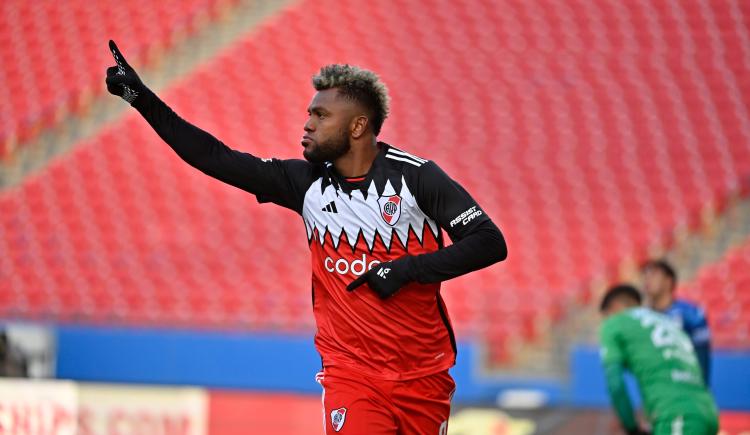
[651, 292, 673, 311]
[334, 138, 380, 178]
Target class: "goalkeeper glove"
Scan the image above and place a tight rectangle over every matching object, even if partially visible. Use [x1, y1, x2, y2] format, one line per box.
[105, 40, 147, 105]
[346, 256, 415, 299]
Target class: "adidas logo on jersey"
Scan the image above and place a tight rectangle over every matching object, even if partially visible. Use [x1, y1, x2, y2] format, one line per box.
[302, 157, 441, 252]
[321, 201, 338, 213]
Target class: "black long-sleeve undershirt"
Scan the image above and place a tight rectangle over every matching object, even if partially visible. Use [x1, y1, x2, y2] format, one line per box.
[131, 88, 506, 285]
[133, 89, 280, 195]
[409, 221, 506, 284]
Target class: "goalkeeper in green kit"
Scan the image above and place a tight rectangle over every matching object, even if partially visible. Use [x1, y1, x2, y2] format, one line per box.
[599, 285, 718, 435]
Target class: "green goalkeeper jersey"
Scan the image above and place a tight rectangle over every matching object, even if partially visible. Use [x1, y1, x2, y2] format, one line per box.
[599, 307, 717, 431]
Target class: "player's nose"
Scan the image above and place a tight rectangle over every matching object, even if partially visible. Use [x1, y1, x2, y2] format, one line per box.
[303, 118, 314, 132]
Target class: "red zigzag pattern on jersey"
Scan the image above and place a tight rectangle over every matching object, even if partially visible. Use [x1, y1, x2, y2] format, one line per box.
[309, 222, 440, 256]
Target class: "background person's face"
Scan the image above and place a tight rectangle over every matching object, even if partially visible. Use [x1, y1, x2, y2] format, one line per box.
[302, 89, 355, 164]
[642, 267, 672, 299]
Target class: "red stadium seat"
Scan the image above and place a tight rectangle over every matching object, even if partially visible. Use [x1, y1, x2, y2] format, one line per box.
[683, 240, 750, 347]
[1, 0, 749, 363]
[0, 0, 239, 157]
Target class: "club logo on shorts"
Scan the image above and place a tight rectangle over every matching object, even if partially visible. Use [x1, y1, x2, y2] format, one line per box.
[378, 194, 402, 226]
[330, 407, 347, 432]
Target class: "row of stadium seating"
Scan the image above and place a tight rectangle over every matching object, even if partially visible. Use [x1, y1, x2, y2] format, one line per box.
[680, 238, 750, 347]
[2, 0, 749, 362]
[0, 0, 238, 158]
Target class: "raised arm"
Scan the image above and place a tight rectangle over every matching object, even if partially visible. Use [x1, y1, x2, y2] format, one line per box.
[104, 40, 313, 212]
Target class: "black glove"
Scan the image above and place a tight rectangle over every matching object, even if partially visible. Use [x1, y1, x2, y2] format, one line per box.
[626, 428, 651, 435]
[105, 40, 146, 105]
[346, 256, 415, 299]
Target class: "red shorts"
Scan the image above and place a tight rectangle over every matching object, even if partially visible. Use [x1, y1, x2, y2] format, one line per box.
[316, 367, 455, 435]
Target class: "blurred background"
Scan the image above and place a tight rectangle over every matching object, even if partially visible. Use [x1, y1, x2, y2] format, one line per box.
[0, 0, 749, 433]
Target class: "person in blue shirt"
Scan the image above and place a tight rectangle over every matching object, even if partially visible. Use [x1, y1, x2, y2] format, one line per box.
[642, 260, 712, 386]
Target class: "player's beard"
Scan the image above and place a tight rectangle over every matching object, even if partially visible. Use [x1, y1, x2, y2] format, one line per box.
[303, 127, 351, 164]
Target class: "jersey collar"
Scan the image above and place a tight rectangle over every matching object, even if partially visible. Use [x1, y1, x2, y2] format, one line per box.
[325, 142, 391, 198]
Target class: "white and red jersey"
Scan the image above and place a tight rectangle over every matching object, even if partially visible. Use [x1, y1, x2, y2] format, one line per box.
[255, 144, 494, 380]
[133, 92, 506, 381]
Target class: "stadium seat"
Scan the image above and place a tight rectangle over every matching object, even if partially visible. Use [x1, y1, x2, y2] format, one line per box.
[0, 0, 239, 157]
[680, 239, 750, 348]
[1, 0, 749, 362]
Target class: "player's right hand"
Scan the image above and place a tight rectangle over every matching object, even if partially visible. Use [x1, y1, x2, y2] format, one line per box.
[105, 40, 146, 105]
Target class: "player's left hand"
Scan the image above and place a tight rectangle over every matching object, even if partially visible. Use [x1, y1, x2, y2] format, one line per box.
[105, 40, 147, 105]
[346, 257, 414, 299]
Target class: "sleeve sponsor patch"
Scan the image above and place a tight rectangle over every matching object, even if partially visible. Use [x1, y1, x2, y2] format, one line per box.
[450, 206, 483, 228]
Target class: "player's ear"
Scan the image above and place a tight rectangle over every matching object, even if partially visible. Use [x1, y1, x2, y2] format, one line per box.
[350, 115, 368, 139]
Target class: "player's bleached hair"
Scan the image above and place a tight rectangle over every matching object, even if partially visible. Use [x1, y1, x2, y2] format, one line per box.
[312, 64, 390, 136]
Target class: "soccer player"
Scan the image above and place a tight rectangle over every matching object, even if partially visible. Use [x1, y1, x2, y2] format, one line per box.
[105, 41, 507, 434]
[642, 260, 712, 385]
[599, 284, 718, 435]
